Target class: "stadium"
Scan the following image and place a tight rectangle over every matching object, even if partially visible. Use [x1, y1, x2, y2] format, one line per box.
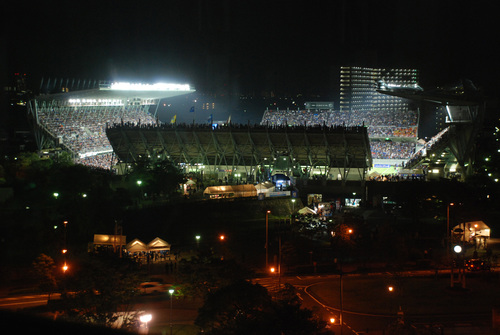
[27, 75, 485, 200]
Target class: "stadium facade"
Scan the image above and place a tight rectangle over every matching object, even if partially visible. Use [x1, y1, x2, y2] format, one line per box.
[106, 123, 373, 183]
[340, 67, 420, 113]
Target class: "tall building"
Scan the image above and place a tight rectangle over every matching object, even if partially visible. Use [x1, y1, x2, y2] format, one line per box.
[339, 66, 419, 112]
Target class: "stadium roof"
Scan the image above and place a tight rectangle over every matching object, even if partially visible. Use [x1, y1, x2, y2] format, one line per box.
[106, 124, 373, 172]
[35, 81, 195, 101]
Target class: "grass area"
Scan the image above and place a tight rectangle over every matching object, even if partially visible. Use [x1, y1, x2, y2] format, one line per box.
[310, 273, 500, 316]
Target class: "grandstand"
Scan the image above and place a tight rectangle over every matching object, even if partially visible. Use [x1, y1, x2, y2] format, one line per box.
[106, 123, 372, 183]
[377, 79, 485, 179]
[260, 107, 419, 170]
[27, 80, 195, 170]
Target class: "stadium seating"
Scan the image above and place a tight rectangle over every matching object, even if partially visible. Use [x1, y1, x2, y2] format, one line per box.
[37, 105, 156, 169]
[260, 109, 418, 159]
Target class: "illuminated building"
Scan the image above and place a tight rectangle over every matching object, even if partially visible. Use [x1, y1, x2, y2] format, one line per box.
[340, 66, 419, 113]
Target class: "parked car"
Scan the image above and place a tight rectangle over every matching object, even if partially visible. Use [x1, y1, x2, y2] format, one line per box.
[138, 281, 170, 295]
[465, 259, 491, 271]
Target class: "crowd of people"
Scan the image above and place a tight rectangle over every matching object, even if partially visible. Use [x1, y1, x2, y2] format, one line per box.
[370, 141, 416, 160]
[73, 153, 118, 170]
[261, 109, 419, 159]
[38, 105, 424, 169]
[260, 108, 418, 129]
[38, 105, 156, 169]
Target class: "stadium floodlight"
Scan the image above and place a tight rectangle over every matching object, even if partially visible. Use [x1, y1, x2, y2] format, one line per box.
[109, 82, 191, 91]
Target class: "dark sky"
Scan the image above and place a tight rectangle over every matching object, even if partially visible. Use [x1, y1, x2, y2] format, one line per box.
[4, 0, 500, 98]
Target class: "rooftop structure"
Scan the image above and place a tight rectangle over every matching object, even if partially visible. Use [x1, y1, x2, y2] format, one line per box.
[340, 67, 419, 113]
[106, 123, 372, 183]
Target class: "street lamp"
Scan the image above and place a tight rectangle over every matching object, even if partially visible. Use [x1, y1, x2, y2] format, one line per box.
[447, 202, 454, 263]
[139, 314, 152, 334]
[195, 235, 201, 249]
[169, 288, 175, 335]
[265, 210, 271, 269]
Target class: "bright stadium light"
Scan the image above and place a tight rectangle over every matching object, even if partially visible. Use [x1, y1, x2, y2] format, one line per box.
[109, 82, 191, 91]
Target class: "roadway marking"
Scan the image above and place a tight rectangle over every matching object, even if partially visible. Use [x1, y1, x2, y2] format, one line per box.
[0, 300, 48, 307]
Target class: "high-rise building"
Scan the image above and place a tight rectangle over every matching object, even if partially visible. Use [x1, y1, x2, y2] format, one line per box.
[339, 66, 419, 112]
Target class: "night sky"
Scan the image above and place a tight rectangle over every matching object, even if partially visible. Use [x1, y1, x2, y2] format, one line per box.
[4, 0, 500, 98]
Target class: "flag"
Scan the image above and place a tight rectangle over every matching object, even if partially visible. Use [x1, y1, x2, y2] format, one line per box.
[170, 115, 177, 124]
[189, 106, 195, 113]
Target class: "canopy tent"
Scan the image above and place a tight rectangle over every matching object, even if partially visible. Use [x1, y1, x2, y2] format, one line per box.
[203, 184, 257, 198]
[147, 237, 171, 252]
[126, 239, 148, 253]
[452, 221, 490, 248]
[298, 206, 317, 215]
[255, 181, 275, 195]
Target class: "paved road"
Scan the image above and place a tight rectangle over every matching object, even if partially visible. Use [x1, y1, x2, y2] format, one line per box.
[254, 269, 498, 334]
[0, 293, 56, 310]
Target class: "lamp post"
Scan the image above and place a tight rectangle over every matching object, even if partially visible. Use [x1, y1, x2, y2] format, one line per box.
[169, 288, 174, 335]
[265, 210, 271, 269]
[447, 202, 454, 264]
[139, 314, 152, 334]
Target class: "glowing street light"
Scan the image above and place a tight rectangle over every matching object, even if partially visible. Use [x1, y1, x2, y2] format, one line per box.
[266, 210, 271, 269]
[447, 202, 454, 262]
[139, 314, 152, 334]
[169, 288, 175, 335]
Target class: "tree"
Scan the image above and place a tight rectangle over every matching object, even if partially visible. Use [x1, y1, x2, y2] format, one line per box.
[177, 254, 253, 298]
[32, 253, 58, 299]
[54, 254, 146, 330]
[195, 280, 330, 335]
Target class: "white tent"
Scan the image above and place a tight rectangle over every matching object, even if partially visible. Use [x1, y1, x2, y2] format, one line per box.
[147, 237, 171, 252]
[255, 181, 275, 195]
[452, 221, 490, 245]
[298, 206, 316, 215]
[126, 239, 148, 253]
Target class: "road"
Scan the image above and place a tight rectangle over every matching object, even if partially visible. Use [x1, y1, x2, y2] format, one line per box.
[0, 293, 57, 310]
[254, 269, 497, 335]
[2, 269, 496, 334]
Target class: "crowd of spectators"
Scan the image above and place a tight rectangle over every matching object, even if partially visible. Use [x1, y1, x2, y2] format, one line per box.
[261, 108, 417, 129]
[261, 109, 419, 159]
[73, 153, 118, 170]
[370, 140, 416, 159]
[38, 105, 156, 169]
[38, 105, 425, 169]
